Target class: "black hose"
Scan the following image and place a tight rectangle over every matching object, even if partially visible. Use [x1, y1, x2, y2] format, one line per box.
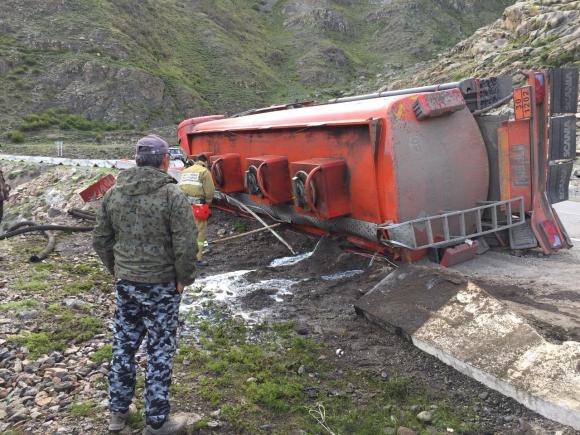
[29, 232, 57, 262]
[7, 220, 37, 232]
[0, 224, 94, 240]
[69, 208, 97, 221]
[5, 220, 60, 262]
[472, 94, 513, 116]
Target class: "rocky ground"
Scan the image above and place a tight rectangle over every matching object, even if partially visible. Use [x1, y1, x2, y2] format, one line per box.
[356, 0, 579, 94]
[0, 161, 579, 434]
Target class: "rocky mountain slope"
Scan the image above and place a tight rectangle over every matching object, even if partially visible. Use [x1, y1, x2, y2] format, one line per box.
[361, 0, 579, 93]
[0, 0, 513, 133]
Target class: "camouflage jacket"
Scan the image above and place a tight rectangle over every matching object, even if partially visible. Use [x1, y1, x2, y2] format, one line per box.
[0, 168, 10, 202]
[92, 166, 197, 286]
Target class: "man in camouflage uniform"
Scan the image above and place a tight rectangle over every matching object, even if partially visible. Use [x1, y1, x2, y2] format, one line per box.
[0, 168, 10, 223]
[93, 135, 196, 435]
[178, 154, 215, 266]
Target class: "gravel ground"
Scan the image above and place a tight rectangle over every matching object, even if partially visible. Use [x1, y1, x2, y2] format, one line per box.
[0, 161, 578, 434]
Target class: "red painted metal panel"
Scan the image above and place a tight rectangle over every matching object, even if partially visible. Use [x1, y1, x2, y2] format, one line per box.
[290, 158, 350, 219]
[209, 154, 244, 193]
[498, 120, 532, 211]
[440, 242, 478, 267]
[245, 156, 292, 205]
[79, 174, 116, 202]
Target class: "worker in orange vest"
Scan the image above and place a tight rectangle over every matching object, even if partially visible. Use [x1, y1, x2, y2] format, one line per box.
[178, 155, 215, 266]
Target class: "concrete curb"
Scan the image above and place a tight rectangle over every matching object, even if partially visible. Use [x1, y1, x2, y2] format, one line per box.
[356, 267, 580, 430]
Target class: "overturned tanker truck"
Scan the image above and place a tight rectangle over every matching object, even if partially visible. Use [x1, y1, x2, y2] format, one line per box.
[177, 68, 578, 261]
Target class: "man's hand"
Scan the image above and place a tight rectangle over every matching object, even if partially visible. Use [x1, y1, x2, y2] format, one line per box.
[176, 282, 185, 293]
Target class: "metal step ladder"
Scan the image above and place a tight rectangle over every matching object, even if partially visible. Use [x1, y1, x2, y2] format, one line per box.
[379, 197, 526, 250]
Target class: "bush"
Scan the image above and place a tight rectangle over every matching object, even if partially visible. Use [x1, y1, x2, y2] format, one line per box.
[7, 130, 25, 143]
[17, 108, 130, 133]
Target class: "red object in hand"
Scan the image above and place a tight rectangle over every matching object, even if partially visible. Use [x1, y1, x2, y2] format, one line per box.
[192, 204, 210, 221]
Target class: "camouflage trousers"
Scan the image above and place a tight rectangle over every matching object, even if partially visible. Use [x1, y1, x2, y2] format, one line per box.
[109, 280, 181, 427]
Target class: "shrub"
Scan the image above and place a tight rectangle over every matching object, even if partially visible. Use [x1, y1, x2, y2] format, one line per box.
[90, 344, 112, 364]
[16, 108, 131, 133]
[7, 130, 25, 143]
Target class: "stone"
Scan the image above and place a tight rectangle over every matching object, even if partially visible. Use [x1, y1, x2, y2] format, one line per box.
[293, 322, 310, 335]
[53, 382, 74, 392]
[297, 365, 305, 375]
[397, 427, 417, 435]
[22, 387, 39, 397]
[35, 391, 53, 407]
[417, 411, 432, 423]
[64, 346, 79, 356]
[478, 392, 489, 401]
[16, 310, 39, 321]
[14, 359, 23, 373]
[62, 298, 87, 309]
[45, 367, 68, 379]
[47, 207, 62, 217]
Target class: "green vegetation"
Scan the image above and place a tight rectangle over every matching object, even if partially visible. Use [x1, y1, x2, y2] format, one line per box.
[7, 130, 25, 143]
[16, 108, 132, 133]
[173, 319, 477, 434]
[12, 278, 50, 292]
[90, 344, 113, 364]
[61, 262, 112, 295]
[12, 267, 52, 292]
[0, 299, 39, 312]
[10, 309, 103, 359]
[127, 411, 145, 429]
[233, 221, 248, 233]
[69, 400, 96, 417]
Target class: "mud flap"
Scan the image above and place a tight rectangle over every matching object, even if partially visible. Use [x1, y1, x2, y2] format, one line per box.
[549, 68, 579, 115]
[549, 115, 576, 160]
[548, 161, 574, 204]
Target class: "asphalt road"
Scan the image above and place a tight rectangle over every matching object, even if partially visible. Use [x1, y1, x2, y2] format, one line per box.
[554, 200, 580, 241]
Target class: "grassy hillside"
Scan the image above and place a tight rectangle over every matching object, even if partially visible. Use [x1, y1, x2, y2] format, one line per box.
[0, 0, 514, 139]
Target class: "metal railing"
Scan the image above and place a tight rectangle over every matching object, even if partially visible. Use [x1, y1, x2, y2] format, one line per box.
[379, 197, 526, 250]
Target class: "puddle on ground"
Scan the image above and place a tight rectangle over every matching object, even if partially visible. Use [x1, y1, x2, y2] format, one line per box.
[269, 251, 313, 267]
[180, 248, 363, 333]
[180, 269, 299, 325]
[321, 269, 365, 281]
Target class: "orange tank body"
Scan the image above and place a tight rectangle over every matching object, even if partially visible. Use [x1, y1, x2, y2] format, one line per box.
[179, 95, 489, 235]
[176, 69, 579, 259]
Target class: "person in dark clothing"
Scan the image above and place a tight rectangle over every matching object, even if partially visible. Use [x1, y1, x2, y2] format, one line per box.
[93, 135, 196, 435]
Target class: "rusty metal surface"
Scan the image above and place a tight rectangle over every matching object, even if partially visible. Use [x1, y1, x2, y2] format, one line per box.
[220, 192, 379, 242]
[391, 103, 489, 226]
[476, 114, 509, 202]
